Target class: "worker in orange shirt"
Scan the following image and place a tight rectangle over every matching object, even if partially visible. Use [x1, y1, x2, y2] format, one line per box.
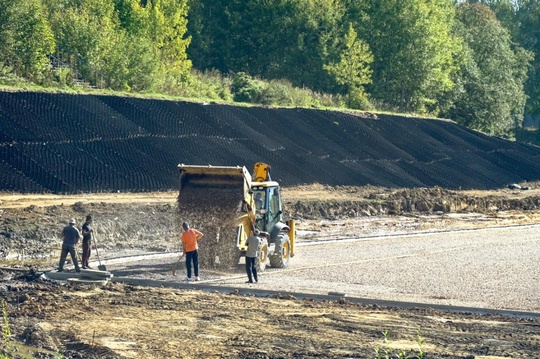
[181, 222, 203, 281]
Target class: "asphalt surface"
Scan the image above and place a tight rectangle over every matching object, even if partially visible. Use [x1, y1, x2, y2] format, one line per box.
[104, 224, 540, 313]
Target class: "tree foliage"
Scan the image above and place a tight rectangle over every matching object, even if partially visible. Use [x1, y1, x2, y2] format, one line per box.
[324, 23, 373, 109]
[0, 0, 538, 140]
[0, 0, 192, 91]
[470, 0, 540, 116]
[187, 0, 344, 91]
[0, 0, 55, 82]
[513, 0, 540, 116]
[346, 0, 460, 114]
[441, 3, 532, 137]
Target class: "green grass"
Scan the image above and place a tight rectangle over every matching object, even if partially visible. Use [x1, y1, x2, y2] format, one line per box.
[1, 300, 12, 359]
[1, 70, 347, 112]
[0, 68, 451, 124]
[374, 327, 426, 359]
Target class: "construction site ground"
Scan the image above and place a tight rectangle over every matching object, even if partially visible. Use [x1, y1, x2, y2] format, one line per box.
[1, 185, 540, 358]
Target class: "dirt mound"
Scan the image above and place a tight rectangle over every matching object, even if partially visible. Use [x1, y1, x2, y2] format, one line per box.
[21, 324, 59, 350]
[177, 186, 243, 269]
[0, 201, 179, 262]
[287, 185, 540, 219]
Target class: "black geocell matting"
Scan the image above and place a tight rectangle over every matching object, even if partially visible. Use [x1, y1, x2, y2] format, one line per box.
[1, 91, 540, 193]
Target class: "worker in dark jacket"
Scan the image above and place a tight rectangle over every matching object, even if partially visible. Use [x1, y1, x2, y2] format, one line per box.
[81, 215, 94, 269]
[245, 229, 262, 283]
[57, 218, 82, 272]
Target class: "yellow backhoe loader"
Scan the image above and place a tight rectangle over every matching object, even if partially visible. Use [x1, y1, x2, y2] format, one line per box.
[177, 162, 295, 271]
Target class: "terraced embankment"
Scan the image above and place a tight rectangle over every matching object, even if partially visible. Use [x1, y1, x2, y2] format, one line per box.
[2, 91, 540, 193]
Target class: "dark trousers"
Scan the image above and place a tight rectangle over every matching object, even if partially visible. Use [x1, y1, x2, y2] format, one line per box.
[59, 243, 80, 271]
[245, 256, 257, 283]
[185, 250, 199, 278]
[82, 240, 91, 267]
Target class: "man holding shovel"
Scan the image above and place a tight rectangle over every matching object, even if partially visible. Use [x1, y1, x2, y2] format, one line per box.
[180, 222, 203, 281]
[81, 215, 93, 269]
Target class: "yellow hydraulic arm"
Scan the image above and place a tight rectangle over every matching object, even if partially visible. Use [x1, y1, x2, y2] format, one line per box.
[253, 162, 271, 182]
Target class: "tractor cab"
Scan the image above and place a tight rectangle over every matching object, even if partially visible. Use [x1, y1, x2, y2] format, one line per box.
[252, 182, 284, 233]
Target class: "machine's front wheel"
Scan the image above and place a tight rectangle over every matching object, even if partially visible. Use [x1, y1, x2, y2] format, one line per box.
[256, 238, 269, 272]
[269, 236, 290, 268]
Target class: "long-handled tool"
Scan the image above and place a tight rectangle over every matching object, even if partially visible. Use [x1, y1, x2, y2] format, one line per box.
[75, 245, 83, 269]
[171, 252, 185, 276]
[93, 233, 107, 271]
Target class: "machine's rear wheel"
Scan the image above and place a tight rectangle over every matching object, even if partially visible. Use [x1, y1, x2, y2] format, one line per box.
[256, 239, 268, 272]
[269, 236, 290, 268]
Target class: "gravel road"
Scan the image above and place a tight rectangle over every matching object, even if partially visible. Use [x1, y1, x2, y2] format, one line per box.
[103, 224, 540, 313]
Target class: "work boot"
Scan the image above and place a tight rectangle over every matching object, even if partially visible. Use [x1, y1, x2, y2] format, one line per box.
[56, 268, 63, 272]
[195, 276, 200, 281]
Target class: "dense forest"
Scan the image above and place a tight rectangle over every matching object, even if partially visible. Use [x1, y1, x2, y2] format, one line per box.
[0, 0, 539, 139]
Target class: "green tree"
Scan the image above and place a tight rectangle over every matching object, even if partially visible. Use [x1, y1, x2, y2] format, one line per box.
[48, 0, 127, 87]
[187, 0, 344, 92]
[442, 3, 532, 137]
[514, 0, 540, 117]
[149, 0, 192, 87]
[286, 0, 345, 91]
[114, 0, 150, 36]
[324, 23, 373, 109]
[0, 0, 55, 82]
[347, 0, 460, 114]
[113, 0, 192, 91]
[0, 0, 17, 76]
[469, 0, 517, 31]
[186, 0, 235, 72]
[47, 0, 191, 91]
[467, 0, 540, 117]
[104, 32, 158, 91]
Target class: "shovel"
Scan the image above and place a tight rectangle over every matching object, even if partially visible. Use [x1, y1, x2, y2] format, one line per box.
[171, 252, 185, 276]
[93, 233, 107, 271]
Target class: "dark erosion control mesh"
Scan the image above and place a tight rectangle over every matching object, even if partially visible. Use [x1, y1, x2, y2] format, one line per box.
[177, 186, 243, 269]
[2, 91, 540, 192]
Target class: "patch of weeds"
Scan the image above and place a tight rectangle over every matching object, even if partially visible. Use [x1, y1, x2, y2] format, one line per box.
[416, 326, 425, 359]
[374, 327, 426, 359]
[1, 300, 12, 359]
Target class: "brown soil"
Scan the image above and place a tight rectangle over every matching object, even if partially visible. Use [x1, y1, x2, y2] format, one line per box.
[1, 185, 540, 358]
[2, 277, 539, 359]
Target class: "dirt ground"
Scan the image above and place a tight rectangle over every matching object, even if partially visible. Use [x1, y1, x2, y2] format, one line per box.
[2, 184, 540, 358]
[2, 277, 540, 359]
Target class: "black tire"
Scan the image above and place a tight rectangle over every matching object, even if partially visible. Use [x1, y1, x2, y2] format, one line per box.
[269, 236, 290, 268]
[255, 238, 268, 272]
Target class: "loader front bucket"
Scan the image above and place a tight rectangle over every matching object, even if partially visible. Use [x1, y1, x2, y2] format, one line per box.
[177, 164, 254, 269]
[178, 164, 251, 188]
